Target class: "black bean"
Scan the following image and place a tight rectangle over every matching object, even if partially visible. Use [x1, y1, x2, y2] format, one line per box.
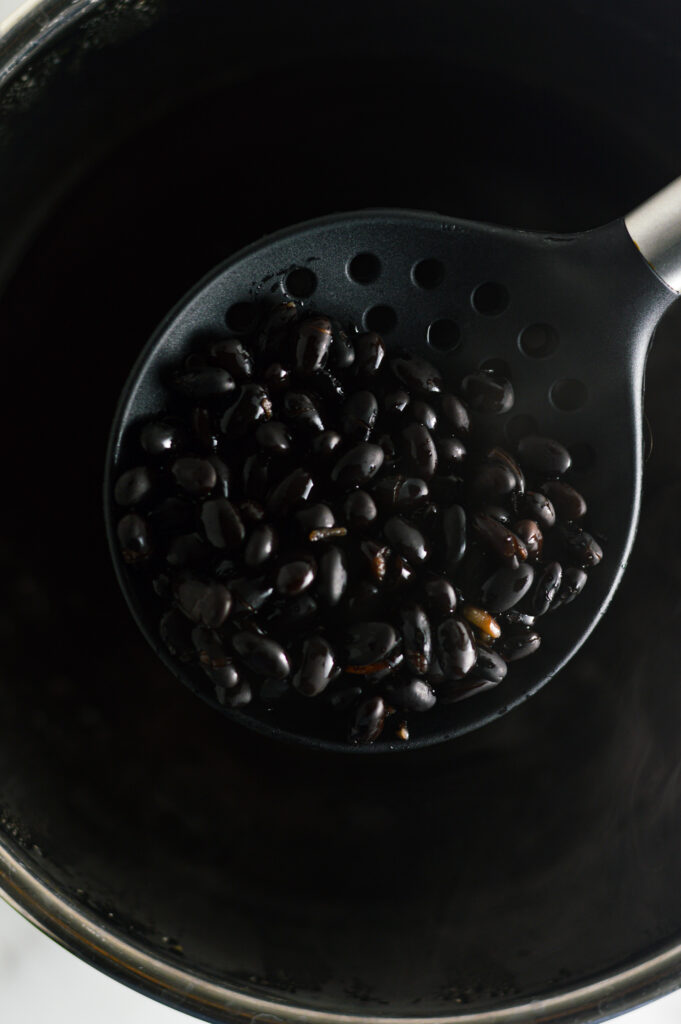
[206, 455, 230, 498]
[349, 695, 387, 744]
[292, 636, 336, 696]
[117, 513, 151, 564]
[470, 646, 507, 683]
[564, 528, 603, 568]
[114, 466, 153, 506]
[317, 546, 347, 605]
[480, 504, 512, 525]
[471, 462, 516, 501]
[437, 618, 477, 678]
[402, 422, 438, 478]
[244, 524, 277, 566]
[514, 519, 543, 561]
[400, 603, 432, 674]
[192, 625, 231, 669]
[220, 384, 272, 437]
[553, 566, 588, 607]
[276, 558, 316, 596]
[232, 631, 290, 679]
[383, 554, 415, 590]
[331, 443, 384, 488]
[542, 480, 587, 521]
[473, 514, 528, 567]
[341, 390, 378, 441]
[267, 467, 314, 515]
[209, 338, 254, 380]
[166, 532, 210, 568]
[175, 577, 210, 622]
[498, 630, 541, 661]
[354, 331, 386, 375]
[383, 389, 410, 415]
[296, 315, 333, 372]
[391, 353, 443, 394]
[461, 369, 514, 414]
[159, 609, 194, 661]
[310, 430, 342, 457]
[140, 419, 187, 457]
[437, 437, 466, 468]
[171, 456, 217, 496]
[230, 575, 275, 613]
[520, 491, 556, 528]
[218, 680, 253, 707]
[383, 516, 429, 563]
[171, 366, 235, 400]
[283, 390, 325, 432]
[242, 454, 269, 500]
[345, 622, 398, 666]
[344, 580, 382, 617]
[204, 658, 240, 690]
[424, 577, 457, 617]
[383, 678, 436, 712]
[238, 499, 265, 523]
[199, 583, 233, 628]
[200, 497, 244, 551]
[517, 435, 571, 475]
[258, 301, 299, 362]
[329, 319, 356, 368]
[295, 503, 335, 531]
[440, 393, 471, 437]
[395, 477, 429, 509]
[503, 609, 537, 627]
[344, 490, 377, 529]
[255, 420, 292, 454]
[267, 593, 319, 631]
[411, 400, 438, 430]
[532, 561, 563, 616]
[191, 407, 219, 452]
[263, 362, 289, 390]
[443, 505, 467, 571]
[487, 447, 525, 494]
[480, 563, 535, 612]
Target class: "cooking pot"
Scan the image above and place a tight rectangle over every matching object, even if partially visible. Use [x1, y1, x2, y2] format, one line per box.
[2, 1, 681, 1021]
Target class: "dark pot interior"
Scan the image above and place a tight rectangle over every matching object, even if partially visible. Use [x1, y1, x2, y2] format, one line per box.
[2, 0, 681, 1020]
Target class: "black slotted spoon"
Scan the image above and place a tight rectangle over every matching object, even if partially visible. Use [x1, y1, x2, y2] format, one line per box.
[105, 179, 681, 752]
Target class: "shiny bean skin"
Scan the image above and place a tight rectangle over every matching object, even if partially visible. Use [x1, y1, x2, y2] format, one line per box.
[480, 563, 535, 612]
[514, 519, 543, 561]
[542, 480, 587, 521]
[232, 631, 290, 679]
[276, 559, 317, 596]
[220, 384, 272, 437]
[354, 332, 386, 375]
[207, 455, 230, 498]
[114, 466, 153, 506]
[532, 561, 563, 616]
[345, 622, 399, 666]
[296, 315, 333, 372]
[396, 477, 429, 509]
[519, 491, 556, 528]
[117, 513, 151, 564]
[383, 516, 429, 563]
[349, 695, 387, 744]
[198, 583, 233, 628]
[317, 546, 348, 605]
[402, 422, 438, 479]
[201, 498, 245, 550]
[244, 524, 277, 566]
[310, 431, 342, 457]
[296, 504, 335, 531]
[423, 577, 457, 617]
[440, 393, 470, 436]
[171, 366, 235, 400]
[553, 566, 588, 607]
[400, 604, 432, 674]
[209, 338, 254, 380]
[331, 443, 384, 488]
[341, 390, 378, 441]
[437, 618, 477, 678]
[498, 630, 542, 661]
[267, 468, 314, 515]
[471, 462, 516, 501]
[329, 319, 356, 368]
[517, 435, 571, 475]
[218, 680, 252, 707]
[486, 447, 525, 494]
[564, 529, 603, 568]
[470, 647, 507, 683]
[383, 678, 436, 712]
[283, 390, 325, 432]
[292, 636, 336, 696]
[140, 419, 187, 457]
[437, 437, 466, 468]
[192, 407, 218, 452]
[473, 514, 528, 567]
[391, 354, 443, 394]
[171, 456, 217, 496]
[411, 400, 438, 430]
[255, 420, 291, 454]
[461, 370, 514, 414]
[383, 389, 410, 414]
[344, 490, 377, 529]
[443, 505, 467, 571]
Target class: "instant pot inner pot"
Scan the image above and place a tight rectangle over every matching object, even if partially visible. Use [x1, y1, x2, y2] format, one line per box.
[2, 1, 681, 1017]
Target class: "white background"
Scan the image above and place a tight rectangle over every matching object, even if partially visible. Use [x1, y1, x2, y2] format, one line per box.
[1, 1, 681, 1021]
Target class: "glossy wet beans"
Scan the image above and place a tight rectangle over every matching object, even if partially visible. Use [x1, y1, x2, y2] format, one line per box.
[114, 301, 603, 744]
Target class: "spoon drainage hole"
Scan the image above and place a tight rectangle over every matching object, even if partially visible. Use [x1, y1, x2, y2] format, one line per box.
[364, 304, 397, 333]
[518, 322, 559, 358]
[225, 301, 259, 333]
[427, 318, 460, 352]
[284, 266, 317, 299]
[412, 258, 445, 289]
[472, 281, 509, 315]
[348, 252, 381, 284]
[551, 378, 588, 412]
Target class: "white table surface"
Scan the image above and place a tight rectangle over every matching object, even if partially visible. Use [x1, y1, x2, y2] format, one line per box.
[1, 1, 681, 1021]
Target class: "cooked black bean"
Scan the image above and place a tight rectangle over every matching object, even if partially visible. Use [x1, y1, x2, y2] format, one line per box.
[296, 315, 333, 372]
[461, 369, 514, 414]
[258, 300, 299, 359]
[218, 680, 253, 707]
[310, 430, 342, 457]
[205, 658, 240, 690]
[519, 491, 556, 528]
[383, 389, 410, 414]
[175, 578, 210, 622]
[471, 462, 516, 500]
[331, 442, 384, 488]
[198, 583, 233, 628]
[470, 646, 507, 683]
[480, 504, 511, 525]
[255, 420, 291, 454]
[329, 319, 356, 368]
[395, 477, 429, 509]
[443, 505, 467, 571]
[532, 561, 563, 616]
[423, 577, 457, 617]
[206, 455, 230, 498]
[437, 618, 477, 678]
[244, 524, 277, 566]
[349, 695, 387, 744]
[267, 593, 319, 631]
[498, 630, 542, 661]
[276, 558, 316, 596]
[295, 504, 334, 532]
[344, 580, 381, 617]
[542, 480, 587, 521]
[263, 362, 289, 389]
[341, 390, 378, 441]
[345, 622, 398, 667]
[354, 331, 385, 375]
[114, 466, 153, 506]
[503, 609, 537, 627]
[220, 384, 272, 436]
[317, 546, 347, 605]
[191, 407, 219, 452]
[159, 609, 194, 661]
[383, 678, 436, 712]
[171, 456, 217, 496]
[230, 575, 274, 613]
[517, 435, 571, 475]
[238, 499, 265, 523]
[292, 636, 335, 696]
[411, 400, 438, 430]
[553, 566, 588, 607]
[201, 498, 245, 550]
[487, 447, 525, 493]
[391, 353, 443, 393]
[437, 437, 466, 468]
[242, 454, 268, 500]
[383, 516, 429, 563]
[171, 366, 235, 399]
[140, 418, 187, 457]
[473, 514, 528, 567]
[400, 604, 432, 674]
[480, 563, 535, 612]
[166, 532, 210, 568]
[282, 390, 325, 432]
[232, 631, 290, 678]
[192, 625, 230, 670]
[402, 421, 438, 478]
[209, 338, 254, 379]
[514, 519, 543, 561]
[564, 528, 603, 568]
[117, 513, 151, 564]
[267, 467, 314, 515]
[344, 490, 377, 529]
[440, 393, 471, 437]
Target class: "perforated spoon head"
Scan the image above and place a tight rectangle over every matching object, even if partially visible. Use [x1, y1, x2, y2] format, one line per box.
[105, 207, 677, 752]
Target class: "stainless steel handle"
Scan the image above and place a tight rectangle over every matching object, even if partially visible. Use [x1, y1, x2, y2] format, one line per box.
[625, 176, 681, 293]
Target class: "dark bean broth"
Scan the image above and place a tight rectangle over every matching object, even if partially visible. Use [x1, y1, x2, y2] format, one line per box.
[1, 53, 680, 1012]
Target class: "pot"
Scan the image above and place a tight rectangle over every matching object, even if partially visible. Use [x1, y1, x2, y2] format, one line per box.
[2, 1, 681, 1021]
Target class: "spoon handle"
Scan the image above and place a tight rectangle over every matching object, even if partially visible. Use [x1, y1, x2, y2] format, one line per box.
[625, 177, 681, 293]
